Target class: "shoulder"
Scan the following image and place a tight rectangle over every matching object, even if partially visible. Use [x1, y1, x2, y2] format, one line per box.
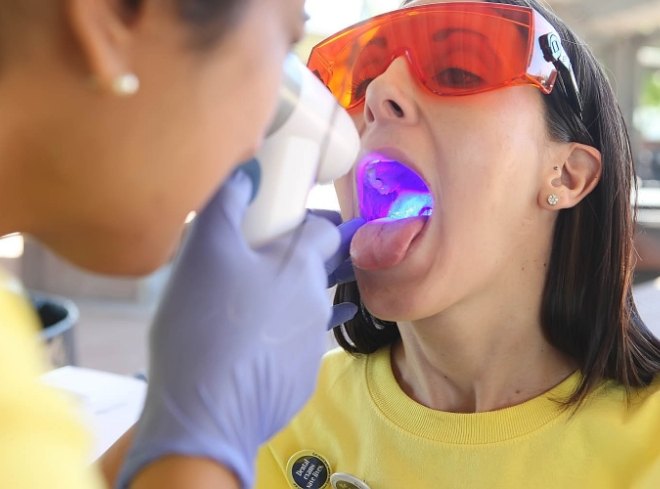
[600, 374, 660, 409]
[317, 346, 393, 387]
[315, 347, 369, 392]
[0, 268, 44, 379]
[282, 347, 386, 423]
[255, 349, 376, 487]
[532, 376, 660, 488]
[0, 268, 40, 335]
[319, 347, 363, 373]
[0, 271, 103, 488]
[582, 375, 660, 439]
[631, 374, 660, 412]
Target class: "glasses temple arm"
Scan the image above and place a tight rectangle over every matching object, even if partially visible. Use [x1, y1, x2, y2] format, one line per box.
[540, 33, 584, 118]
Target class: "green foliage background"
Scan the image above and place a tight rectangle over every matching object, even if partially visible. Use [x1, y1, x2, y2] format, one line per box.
[641, 71, 660, 107]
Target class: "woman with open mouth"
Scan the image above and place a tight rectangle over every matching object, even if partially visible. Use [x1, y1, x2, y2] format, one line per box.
[256, 1, 660, 488]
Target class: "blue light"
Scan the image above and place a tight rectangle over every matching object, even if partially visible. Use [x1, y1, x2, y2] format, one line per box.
[357, 156, 434, 221]
[388, 192, 434, 219]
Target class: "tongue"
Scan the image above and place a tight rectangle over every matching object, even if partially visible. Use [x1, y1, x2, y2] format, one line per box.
[351, 216, 427, 270]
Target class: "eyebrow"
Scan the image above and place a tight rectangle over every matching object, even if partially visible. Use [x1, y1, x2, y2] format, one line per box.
[364, 36, 389, 49]
[431, 28, 500, 73]
[432, 28, 489, 43]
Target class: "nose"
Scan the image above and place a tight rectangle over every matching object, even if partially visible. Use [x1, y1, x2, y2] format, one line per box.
[363, 56, 420, 126]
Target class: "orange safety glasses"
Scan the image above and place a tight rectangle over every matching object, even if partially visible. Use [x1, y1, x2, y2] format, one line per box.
[307, 2, 582, 116]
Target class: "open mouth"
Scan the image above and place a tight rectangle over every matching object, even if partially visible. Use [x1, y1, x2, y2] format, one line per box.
[356, 153, 434, 221]
[350, 153, 433, 270]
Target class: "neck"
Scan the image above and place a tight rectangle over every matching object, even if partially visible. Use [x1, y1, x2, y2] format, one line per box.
[391, 265, 576, 413]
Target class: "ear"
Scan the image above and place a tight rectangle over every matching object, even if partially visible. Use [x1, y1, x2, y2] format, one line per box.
[65, 0, 137, 92]
[539, 143, 602, 210]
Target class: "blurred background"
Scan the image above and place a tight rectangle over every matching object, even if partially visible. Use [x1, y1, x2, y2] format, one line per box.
[1, 0, 659, 375]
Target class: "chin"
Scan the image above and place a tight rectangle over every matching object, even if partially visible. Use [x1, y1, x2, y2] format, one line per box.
[106, 252, 173, 277]
[75, 248, 173, 277]
[33, 214, 185, 277]
[114, 238, 181, 276]
[356, 268, 451, 323]
[49, 236, 178, 278]
[357, 278, 419, 322]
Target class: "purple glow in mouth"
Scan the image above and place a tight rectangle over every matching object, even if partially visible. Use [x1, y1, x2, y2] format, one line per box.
[357, 155, 433, 222]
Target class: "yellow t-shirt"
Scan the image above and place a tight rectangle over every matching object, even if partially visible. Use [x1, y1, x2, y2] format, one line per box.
[0, 268, 104, 488]
[256, 347, 660, 489]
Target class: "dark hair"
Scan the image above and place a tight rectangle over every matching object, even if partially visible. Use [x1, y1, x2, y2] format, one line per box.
[123, 0, 246, 46]
[334, 0, 660, 406]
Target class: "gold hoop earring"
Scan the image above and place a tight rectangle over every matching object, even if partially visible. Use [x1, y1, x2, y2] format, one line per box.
[111, 73, 140, 97]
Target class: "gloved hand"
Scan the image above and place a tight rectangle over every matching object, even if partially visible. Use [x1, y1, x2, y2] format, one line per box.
[310, 209, 365, 328]
[116, 170, 355, 489]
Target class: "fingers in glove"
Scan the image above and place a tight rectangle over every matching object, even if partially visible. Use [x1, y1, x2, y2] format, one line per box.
[327, 260, 355, 288]
[295, 213, 341, 262]
[307, 209, 343, 226]
[328, 302, 358, 330]
[325, 217, 366, 281]
[174, 169, 255, 264]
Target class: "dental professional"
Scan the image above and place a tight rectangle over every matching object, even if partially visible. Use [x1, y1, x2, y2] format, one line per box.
[0, 1, 361, 488]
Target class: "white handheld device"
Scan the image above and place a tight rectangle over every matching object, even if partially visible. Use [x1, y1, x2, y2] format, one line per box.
[241, 54, 360, 248]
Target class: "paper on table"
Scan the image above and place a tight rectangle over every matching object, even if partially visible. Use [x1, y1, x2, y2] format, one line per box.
[42, 366, 147, 461]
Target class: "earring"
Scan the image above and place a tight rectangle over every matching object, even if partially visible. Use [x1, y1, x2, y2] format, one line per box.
[547, 194, 559, 206]
[111, 73, 140, 97]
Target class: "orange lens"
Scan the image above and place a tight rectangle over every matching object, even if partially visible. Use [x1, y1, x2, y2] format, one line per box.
[308, 3, 559, 110]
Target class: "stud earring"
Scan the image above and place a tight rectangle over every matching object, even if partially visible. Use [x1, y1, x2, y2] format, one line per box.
[111, 73, 140, 97]
[547, 194, 559, 206]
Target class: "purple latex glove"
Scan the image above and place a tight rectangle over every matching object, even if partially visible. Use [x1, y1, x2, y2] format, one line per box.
[310, 209, 365, 328]
[117, 171, 344, 489]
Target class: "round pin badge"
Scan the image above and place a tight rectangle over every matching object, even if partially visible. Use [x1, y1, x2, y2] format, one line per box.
[330, 473, 372, 489]
[286, 450, 331, 489]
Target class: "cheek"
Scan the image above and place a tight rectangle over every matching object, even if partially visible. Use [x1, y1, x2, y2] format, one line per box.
[212, 8, 291, 153]
[441, 108, 543, 207]
[195, 60, 286, 177]
[231, 64, 285, 147]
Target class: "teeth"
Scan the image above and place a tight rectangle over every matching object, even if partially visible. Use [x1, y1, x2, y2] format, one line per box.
[366, 167, 396, 195]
